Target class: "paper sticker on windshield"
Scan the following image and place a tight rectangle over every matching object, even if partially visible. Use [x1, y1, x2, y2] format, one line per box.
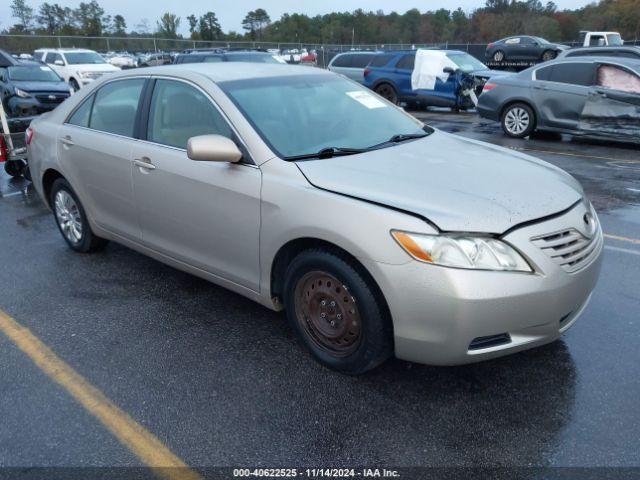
[346, 91, 387, 109]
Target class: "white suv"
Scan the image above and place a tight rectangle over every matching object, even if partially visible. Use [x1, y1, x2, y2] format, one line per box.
[34, 48, 120, 90]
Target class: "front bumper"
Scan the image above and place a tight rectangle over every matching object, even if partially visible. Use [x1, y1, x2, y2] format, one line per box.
[364, 202, 603, 366]
[8, 96, 67, 116]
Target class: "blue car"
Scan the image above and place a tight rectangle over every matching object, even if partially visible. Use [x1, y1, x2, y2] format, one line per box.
[363, 49, 507, 110]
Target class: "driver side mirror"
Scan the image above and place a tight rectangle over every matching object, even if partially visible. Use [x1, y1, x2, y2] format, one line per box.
[443, 67, 457, 74]
[187, 134, 242, 163]
[54, 59, 64, 66]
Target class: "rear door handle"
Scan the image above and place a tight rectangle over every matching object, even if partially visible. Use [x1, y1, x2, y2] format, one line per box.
[60, 136, 74, 146]
[133, 157, 156, 170]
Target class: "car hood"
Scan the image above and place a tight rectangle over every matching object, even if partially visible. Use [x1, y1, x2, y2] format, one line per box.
[295, 130, 583, 234]
[12, 80, 70, 92]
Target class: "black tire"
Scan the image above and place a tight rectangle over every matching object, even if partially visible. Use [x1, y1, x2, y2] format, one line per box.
[501, 102, 536, 138]
[374, 83, 398, 105]
[50, 178, 108, 253]
[283, 249, 393, 374]
[69, 78, 80, 91]
[4, 160, 24, 178]
[22, 165, 32, 182]
[492, 50, 506, 62]
[541, 50, 557, 62]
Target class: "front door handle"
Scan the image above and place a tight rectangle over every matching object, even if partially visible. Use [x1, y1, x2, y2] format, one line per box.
[60, 136, 74, 146]
[133, 157, 156, 170]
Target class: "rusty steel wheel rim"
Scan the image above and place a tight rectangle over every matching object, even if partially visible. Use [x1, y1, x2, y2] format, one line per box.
[294, 271, 362, 357]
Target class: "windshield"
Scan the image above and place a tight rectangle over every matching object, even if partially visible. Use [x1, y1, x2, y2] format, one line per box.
[607, 34, 623, 46]
[8, 65, 62, 82]
[226, 54, 280, 64]
[447, 53, 487, 72]
[220, 74, 427, 159]
[64, 52, 106, 65]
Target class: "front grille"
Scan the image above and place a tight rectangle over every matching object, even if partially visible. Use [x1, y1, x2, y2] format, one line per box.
[531, 227, 601, 273]
[35, 93, 69, 104]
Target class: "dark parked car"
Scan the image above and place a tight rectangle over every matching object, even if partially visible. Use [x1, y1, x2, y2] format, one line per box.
[363, 49, 508, 110]
[0, 60, 71, 117]
[486, 36, 568, 63]
[558, 46, 640, 60]
[173, 51, 282, 65]
[477, 57, 640, 143]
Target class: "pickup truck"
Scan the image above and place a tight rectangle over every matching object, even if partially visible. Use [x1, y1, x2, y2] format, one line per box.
[579, 31, 624, 47]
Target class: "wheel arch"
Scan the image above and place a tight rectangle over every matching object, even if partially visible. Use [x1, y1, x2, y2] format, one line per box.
[270, 237, 392, 325]
[41, 168, 65, 208]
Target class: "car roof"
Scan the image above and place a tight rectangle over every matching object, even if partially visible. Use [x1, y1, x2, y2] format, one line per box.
[35, 48, 96, 53]
[117, 62, 331, 83]
[566, 45, 640, 52]
[537, 56, 640, 71]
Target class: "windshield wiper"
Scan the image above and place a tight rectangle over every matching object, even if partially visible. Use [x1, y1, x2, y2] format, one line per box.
[366, 131, 431, 150]
[284, 146, 368, 161]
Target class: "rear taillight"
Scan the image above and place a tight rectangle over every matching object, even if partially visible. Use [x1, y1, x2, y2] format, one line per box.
[482, 82, 498, 93]
[364, 68, 371, 78]
[25, 127, 34, 146]
[487, 43, 494, 49]
[0, 136, 7, 163]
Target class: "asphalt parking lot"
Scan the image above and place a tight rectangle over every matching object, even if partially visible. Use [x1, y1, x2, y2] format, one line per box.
[1, 110, 639, 477]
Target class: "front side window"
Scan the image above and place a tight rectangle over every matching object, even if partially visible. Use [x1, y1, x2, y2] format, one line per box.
[220, 74, 426, 159]
[597, 65, 640, 94]
[331, 55, 353, 68]
[147, 79, 232, 149]
[45, 53, 63, 64]
[589, 35, 605, 47]
[90, 79, 144, 137]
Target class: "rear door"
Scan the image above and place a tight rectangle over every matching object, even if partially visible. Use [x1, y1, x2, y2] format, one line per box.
[393, 54, 416, 100]
[130, 78, 261, 290]
[532, 61, 596, 130]
[57, 77, 147, 240]
[579, 63, 640, 140]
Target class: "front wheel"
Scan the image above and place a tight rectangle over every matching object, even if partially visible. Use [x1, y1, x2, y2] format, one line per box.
[374, 83, 398, 105]
[492, 50, 505, 62]
[501, 103, 536, 138]
[69, 78, 80, 91]
[50, 178, 108, 253]
[283, 249, 393, 374]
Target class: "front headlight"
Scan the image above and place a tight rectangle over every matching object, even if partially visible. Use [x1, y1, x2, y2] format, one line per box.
[392, 230, 532, 272]
[14, 87, 31, 98]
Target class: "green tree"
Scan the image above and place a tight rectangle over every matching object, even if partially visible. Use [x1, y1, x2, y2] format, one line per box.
[36, 2, 59, 34]
[10, 0, 34, 32]
[74, 0, 105, 36]
[113, 14, 126, 35]
[156, 12, 180, 38]
[242, 8, 271, 40]
[199, 12, 222, 41]
[187, 14, 199, 38]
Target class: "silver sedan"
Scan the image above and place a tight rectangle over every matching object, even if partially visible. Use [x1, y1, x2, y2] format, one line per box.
[27, 63, 602, 374]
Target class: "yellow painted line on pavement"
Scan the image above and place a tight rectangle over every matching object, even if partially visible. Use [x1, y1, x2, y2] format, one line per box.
[604, 233, 640, 246]
[0, 309, 202, 480]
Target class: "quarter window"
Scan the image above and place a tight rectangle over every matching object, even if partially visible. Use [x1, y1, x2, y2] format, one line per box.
[146, 79, 232, 149]
[90, 78, 144, 137]
[67, 94, 94, 127]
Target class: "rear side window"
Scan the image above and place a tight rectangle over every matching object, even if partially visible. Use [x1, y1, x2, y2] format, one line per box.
[67, 94, 94, 127]
[146, 79, 232, 149]
[369, 54, 394, 67]
[90, 79, 144, 137]
[395, 55, 415, 70]
[548, 63, 595, 86]
[331, 54, 354, 68]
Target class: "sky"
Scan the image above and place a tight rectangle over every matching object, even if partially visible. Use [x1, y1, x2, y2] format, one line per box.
[1, 0, 594, 36]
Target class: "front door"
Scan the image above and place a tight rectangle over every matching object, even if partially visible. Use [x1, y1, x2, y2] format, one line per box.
[131, 78, 261, 291]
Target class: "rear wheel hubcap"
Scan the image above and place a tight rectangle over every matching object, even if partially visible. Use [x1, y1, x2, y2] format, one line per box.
[54, 190, 83, 244]
[505, 107, 530, 135]
[294, 271, 361, 356]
